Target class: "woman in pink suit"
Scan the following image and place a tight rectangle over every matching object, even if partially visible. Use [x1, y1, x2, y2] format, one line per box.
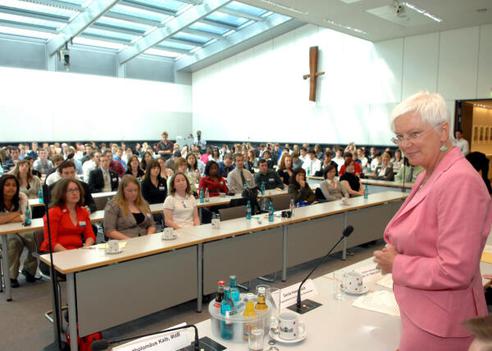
[374, 91, 492, 351]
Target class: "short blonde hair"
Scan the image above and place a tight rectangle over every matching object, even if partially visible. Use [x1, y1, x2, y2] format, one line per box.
[391, 91, 450, 133]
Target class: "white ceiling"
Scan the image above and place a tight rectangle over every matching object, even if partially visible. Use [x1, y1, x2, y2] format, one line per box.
[240, 0, 492, 41]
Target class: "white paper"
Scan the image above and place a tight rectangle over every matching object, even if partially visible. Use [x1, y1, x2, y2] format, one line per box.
[278, 279, 318, 307]
[113, 323, 190, 351]
[376, 274, 394, 290]
[352, 290, 400, 317]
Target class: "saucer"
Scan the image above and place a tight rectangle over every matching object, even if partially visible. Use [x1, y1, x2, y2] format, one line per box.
[162, 234, 177, 241]
[341, 284, 369, 295]
[105, 249, 123, 255]
[269, 329, 307, 344]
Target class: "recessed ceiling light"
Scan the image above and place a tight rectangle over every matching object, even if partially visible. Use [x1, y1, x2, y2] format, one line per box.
[256, 0, 308, 15]
[324, 18, 367, 35]
[402, 2, 442, 22]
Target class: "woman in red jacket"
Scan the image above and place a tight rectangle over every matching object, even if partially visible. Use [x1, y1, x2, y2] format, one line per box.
[41, 178, 95, 252]
[199, 160, 228, 197]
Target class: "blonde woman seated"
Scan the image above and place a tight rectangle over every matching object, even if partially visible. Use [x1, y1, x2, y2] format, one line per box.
[315, 165, 349, 201]
[11, 160, 41, 198]
[104, 175, 156, 240]
[163, 172, 200, 229]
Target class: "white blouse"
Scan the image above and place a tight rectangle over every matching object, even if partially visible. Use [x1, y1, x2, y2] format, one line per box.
[163, 193, 196, 228]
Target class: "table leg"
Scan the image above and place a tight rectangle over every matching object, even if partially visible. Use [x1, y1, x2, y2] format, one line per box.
[197, 243, 203, 313]
[66, 273, 78, 351]
[282, 226, 287, 282]
[342, 213, 347, 261]
[1, 235, 12, 301]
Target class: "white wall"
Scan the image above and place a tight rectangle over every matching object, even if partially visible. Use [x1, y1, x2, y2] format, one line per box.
[192, 23, 492, 145]
[0, 67, 192, 142]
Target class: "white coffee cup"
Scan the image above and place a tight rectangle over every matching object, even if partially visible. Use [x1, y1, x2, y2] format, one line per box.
[106, 240, 120, 254]
[341, 271, 364, 294]
[162, 227, 175, 240]
[277, 311, 305, 340]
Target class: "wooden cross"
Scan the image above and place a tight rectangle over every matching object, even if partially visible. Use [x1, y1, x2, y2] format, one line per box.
[302, 46, 325, 102]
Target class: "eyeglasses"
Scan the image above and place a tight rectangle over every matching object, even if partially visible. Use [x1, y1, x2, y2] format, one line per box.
[66, 188, 80, 193]
[391, 128, 435, 145]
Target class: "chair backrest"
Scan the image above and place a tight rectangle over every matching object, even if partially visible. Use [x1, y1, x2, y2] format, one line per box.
[219, 206, 246, 221]
[270, 193, 291, 211]
[94, 196, 110, 211]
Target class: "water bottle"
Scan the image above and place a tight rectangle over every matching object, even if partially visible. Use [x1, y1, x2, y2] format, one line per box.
[268, 201, 274, 222]
[199, 188, 204, 203]
[229, 275, 240, 304]
[289, 198, 295, 216]
[260, 181, 265, 195]
[205, 188, 210, 202]
[246, 200, 252, 220]
[38, 187, 44, 204]
[364, 185, 369, 199]
[24, 206, 32, 226]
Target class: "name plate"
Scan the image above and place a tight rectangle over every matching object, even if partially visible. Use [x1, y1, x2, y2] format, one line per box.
[113, 323, 189, 351]
[274, 279, 318, 307]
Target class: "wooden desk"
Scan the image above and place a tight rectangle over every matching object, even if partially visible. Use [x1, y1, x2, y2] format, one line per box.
[361, 178, 414, 190]
[28, 191, 117, 208]
[38, 191, 405, 351]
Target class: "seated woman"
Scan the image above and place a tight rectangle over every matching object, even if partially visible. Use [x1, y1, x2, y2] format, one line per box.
[371, 151, 394, 181]
[199, 160, 228, 196]
[340, 161, 365, 197]
[168, 157, 197, 195]
[0, 175, 38, 287]
[11, 160, 41, 198]
[277, 153, 294, 186]
[315, 151, 338, 177]
[125, 155, 144, 180]
[141, 160, 167, 204]
[163, 172, 200, 229]
[104, 175, 156, 240]
[316, 164, 349, 201]
[245, 149, 257, 173]
[186, 153, 201, 192]
[41, 178, 95, 253]
[140, 151, 154, 172]
[391, 149, 403, 174]
[157, 156, 173, 181]
[288, 168, 316, 205]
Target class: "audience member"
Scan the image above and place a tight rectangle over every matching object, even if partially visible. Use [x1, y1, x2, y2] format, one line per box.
[315, 151, 338, 177]
[156, 131, 174, 160]
[219, 154, 235, 178]
[40, 178, 95, 253]
[302, 149, 321, 176]
[163, 172, 200, 229]
[255, 159, 284, 190]
[45, 155, 65, 186]
[0, 175, 37, 288]
[125, 155, 144, 180]
[392, 149, 403, 174]
[11, 160, 41, 198]
[141, 160, 168, 204]
[186, 153, 202, 188]
[339, 152, 362, 177]
[316, 165, 349, 201]
[292, 151, 303, 170]
[333, 148, 344, 171]
[82, 151, 101, 182]
[157, 156, 173, 181]
[227, 153, 255, 194]
[370, 151, 394, 181]
[140, 151, 154, 172]
[104, 175, 156, 240]
[394, 157, 423, 183]
[199, 160, 228, 196]
[88, 154, 119, 193]
[455, 129, 470, 155]
[277, 153, 294, 186]
[288, 168, 315, 204]
[340, 161, 365, 196]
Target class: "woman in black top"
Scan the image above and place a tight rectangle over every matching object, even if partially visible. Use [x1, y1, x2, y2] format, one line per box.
[339, 161, 365, 197]
[315, 151, 338, 177]
[141, 160, 167, 204]
[277, 153, 294, 186]
[125, 155, 144, 180]
[288, 168, 315, 205]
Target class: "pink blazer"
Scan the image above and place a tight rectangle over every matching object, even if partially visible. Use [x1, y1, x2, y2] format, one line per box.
[385, 147, 492, 338]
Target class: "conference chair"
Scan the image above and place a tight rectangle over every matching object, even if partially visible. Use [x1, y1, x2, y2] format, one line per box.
[270, 193, 291, 210]
[218, 206, 246, 221]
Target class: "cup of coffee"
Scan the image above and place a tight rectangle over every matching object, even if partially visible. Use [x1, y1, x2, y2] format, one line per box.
[341, 271, 364, 294]
[162, 227, 175, 240]
[277, 311, 305, 340]
[106, 240, 120, 254]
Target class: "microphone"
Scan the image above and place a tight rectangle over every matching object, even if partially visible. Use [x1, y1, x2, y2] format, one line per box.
[289, 225, 354, 314]
[92, 324, 200, 351]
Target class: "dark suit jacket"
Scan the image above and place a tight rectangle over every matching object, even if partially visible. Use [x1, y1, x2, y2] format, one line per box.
[49, 180, 96, 213]
[88, 168, 119, 193]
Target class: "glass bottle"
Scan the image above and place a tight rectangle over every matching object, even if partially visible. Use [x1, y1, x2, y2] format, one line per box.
[246, 200, 252, 220]
[220, 288, 234, 340]
[268, 201, 274, 223]
[229, 275, 240, 304]
[255, 286, 268, 312]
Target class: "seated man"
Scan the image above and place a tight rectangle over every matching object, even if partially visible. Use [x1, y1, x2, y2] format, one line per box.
[255, 159, 284, 190]
[227, 153, 255, 194]
[302, 149, 321, 176]
[219, 154, 235, 178]
[45, 155, 65, 186]
[33, 148, 53, 175]
[49, 161, 97, 213]
[88, 154, 119, 193]
[261, 150, 275, 169]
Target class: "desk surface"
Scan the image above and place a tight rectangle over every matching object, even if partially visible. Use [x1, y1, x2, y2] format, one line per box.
[39, 191, 406, 274]
[307, 176, 414, 189]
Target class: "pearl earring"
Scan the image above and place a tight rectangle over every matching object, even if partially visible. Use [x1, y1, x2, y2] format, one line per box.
[439, 144, 448, 152]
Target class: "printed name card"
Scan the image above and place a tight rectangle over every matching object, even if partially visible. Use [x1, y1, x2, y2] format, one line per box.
[275, 279, 318, 307]
[113, 323, 190, 351]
